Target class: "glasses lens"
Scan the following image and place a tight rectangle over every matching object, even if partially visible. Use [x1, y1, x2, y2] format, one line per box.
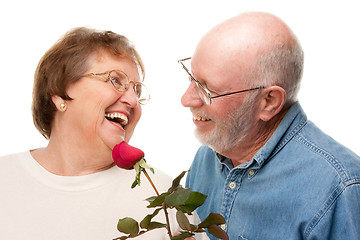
[109, 71, 129, 91]
[134, 82, 150, 105]
[180, 59, 211, 105]
[194, 81, 211, 104]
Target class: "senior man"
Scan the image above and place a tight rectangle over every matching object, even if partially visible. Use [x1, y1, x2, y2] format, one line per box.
[179, 12, 360, 240]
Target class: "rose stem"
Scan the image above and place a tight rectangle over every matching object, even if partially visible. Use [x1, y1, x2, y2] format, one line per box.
[142, 169, 173, 238]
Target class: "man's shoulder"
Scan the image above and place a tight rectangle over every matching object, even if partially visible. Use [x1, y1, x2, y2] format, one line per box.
[296, 121, 360, 182]
[193, 146, 217, 164]
[190, 145, 221, 176]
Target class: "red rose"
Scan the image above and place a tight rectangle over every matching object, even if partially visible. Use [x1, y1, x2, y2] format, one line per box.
[112, 141, 145, 170]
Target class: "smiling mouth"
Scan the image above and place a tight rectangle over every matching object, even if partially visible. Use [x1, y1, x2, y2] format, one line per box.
[105, 113, 128, 128]
[193, 115, 211, 121]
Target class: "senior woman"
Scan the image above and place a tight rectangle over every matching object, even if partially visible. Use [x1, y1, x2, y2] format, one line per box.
[0, 28, 203, 240]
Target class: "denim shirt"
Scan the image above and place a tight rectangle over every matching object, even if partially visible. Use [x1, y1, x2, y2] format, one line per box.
[186, 102, 360, 240]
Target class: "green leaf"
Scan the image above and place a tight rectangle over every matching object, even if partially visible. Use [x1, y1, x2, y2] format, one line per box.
[145, 196, 157, 203]
[117, 217, 139, 235]
[183, 191, 207, 212]
[147, 192, 169, 208]
[140, 208, 162, 229]
[174, 205, 193, 215]
[171, 190, 207, 214]
[131, 179, 139, 189]
[139, 214, 152, 229]
[131, 164, 142, 188]
[171, 232, 194, 240]
[171, 171, 188, 191]
[152, 207, 162, 216]
[147, 221, 167, 230]
[207, 225, 229, 240]
[198, 213, 226, 228]
[193, 228, 206, 233]
[176, 210, 192, 231]
[165, 188, 191, 207]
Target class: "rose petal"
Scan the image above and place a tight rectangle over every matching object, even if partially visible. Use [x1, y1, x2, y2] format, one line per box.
[112, 142, 145, 170]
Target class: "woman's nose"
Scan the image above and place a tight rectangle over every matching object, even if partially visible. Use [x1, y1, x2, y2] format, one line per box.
[119, 84, 139, 107]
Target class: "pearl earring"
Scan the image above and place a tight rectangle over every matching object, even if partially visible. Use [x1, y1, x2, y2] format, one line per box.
[60, 103, 66, 110]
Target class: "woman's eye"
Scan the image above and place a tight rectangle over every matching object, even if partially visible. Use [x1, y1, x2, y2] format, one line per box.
[107, 71, 129, 90]
[110, 77, 119, 84]
[135, 85, 142, 98]
[109, 77, 122, 86]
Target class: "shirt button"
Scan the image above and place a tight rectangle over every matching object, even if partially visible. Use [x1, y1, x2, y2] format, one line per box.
[249, 169, 255, 176]
[221, 224, 226, 230]
[229, 182, 236, 189]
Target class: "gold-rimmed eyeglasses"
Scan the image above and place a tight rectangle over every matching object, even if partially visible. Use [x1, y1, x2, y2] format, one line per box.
[178, 57, 265, 105]
[83, 70, 150, 105]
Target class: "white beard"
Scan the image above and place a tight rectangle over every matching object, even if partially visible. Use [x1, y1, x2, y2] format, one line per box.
[195, 92, 258, 153]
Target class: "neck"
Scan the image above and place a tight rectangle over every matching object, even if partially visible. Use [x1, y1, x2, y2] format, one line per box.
[218, 109, 288, 167]
[31, 133, 114, 176]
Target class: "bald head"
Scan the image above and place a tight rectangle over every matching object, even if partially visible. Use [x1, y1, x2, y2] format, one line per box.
[192, 12, 303, 104]
[196, 12, 296, 60]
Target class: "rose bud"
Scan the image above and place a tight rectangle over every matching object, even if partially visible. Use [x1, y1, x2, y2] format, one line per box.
[112, 141, 145, 170]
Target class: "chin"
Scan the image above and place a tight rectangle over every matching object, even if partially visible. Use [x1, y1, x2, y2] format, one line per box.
[104, 136, 125, 150]
[194, 129, 212, 145]
[123, 128, 136, 143]
[194, 128, 237, 153]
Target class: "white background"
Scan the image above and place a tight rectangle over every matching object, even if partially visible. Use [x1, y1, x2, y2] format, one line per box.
[0, 0, 359, 178]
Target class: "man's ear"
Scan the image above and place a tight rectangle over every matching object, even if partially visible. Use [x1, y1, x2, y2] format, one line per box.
[258, 86, 286, 122]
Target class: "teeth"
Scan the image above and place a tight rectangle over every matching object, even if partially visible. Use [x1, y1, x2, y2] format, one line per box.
[193, 116, 211, 121]
[105, 112, 128, 126]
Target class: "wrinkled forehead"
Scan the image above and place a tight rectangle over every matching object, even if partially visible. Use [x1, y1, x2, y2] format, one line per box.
[191, 35, 257, 86]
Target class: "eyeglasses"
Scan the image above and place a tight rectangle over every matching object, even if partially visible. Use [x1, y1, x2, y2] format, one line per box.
[178, 57, 265, 105]
[83, 70, 150, 105]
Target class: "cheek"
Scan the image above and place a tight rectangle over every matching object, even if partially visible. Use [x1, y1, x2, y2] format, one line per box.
[133, 105, 142, 123]
[129, 106, 142, 131]
[210, 101, 241, 124]
[208, 101, 229, 119]
[124, 106, 142, 142]
[68, 88, 115, 128]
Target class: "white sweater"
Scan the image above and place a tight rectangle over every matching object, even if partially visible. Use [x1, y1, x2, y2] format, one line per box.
[0, 151, 208, 240]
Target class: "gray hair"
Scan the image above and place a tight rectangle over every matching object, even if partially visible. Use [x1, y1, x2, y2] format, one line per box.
[247, 40, 304, 106]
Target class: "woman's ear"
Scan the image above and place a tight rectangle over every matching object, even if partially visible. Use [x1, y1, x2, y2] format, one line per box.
[258, 86, 286, 122]
[51, 95, 67, 112]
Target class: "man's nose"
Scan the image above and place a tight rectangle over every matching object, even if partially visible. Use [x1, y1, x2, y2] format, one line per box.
[181, 81, 203, 107]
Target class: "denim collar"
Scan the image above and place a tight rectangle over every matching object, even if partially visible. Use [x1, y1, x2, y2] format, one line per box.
[216, 102, 308, 171]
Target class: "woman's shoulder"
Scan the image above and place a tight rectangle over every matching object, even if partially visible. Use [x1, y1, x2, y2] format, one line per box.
[0, 150, 31, 163]
[0, 151, 32, 182]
